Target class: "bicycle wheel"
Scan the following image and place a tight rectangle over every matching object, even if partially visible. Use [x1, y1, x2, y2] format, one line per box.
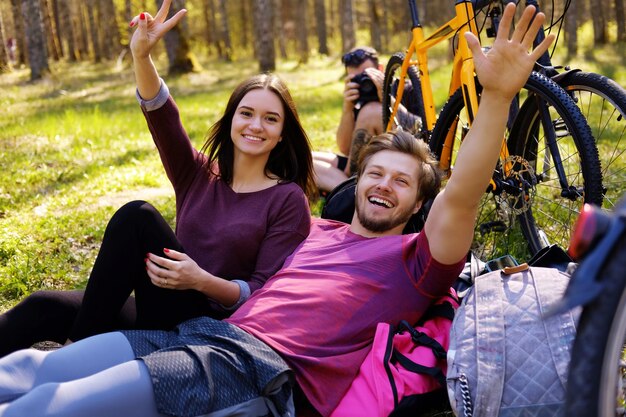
[565, 226, 626, 417]
[510, 72, 603, 256]
[429, 87, 525, 261]
[557, 71, 626, 211]
[429, 72, 601, 261]
[382, 52, 426, 135]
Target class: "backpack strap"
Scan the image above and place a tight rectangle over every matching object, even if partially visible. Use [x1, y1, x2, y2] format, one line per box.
[530, 267, 577, 387]
[396, 320, 446, 359]
[392, 311, 452, 388]
[416, 301, 455, 323]
[473, 271, 506, 416]
[382, 324, 400, 407]
[392, 350, 447, 387]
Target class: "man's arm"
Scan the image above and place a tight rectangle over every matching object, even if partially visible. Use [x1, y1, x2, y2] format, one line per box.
[336, 76, 361, 155]
[336, 107, 356, 155]
[424, 4, 555, 264]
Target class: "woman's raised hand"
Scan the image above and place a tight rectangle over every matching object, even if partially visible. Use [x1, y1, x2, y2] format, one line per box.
[129, 0, 187, 59]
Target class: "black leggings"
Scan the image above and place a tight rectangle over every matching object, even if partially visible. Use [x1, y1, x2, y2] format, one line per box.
[0, 201, 216, 357]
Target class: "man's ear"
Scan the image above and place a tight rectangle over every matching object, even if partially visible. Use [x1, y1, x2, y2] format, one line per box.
[412, 200, 422, 215]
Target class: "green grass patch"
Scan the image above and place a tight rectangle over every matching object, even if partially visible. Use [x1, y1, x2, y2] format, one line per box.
[1, 39, 625, 312]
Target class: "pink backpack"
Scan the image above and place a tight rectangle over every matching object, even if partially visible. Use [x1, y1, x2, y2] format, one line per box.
[330, 289, 459, 417]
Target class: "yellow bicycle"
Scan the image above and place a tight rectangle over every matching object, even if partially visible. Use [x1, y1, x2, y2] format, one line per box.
[383, 0, 602, 261]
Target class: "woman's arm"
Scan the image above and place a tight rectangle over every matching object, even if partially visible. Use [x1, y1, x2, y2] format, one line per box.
[146, 187, 311, 309]
[129, 0, 186, 100]
[130, 2, 199, 193]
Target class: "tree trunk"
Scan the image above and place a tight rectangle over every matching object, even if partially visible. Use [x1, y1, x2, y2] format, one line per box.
[22, 0, 50, 80]
[85, 0, 102, 61]
[339, 0, 355, 53]
[58, 0, 77, 60]
[218, 0, 232, 61]
[125, 0, 132, 40]
[328, 0, 335, 39]
[367, 0, 382, 53]
[239, 0, 248, 50]
[41, 0, 61, 60]
[253, 0, 275, 71]
[273, 0, 287, 59]
[314, 0, 328, 55]
[76, 1, 90, 59]
[381, 0, 389, 52]
[0, 7, 10, 71]
[616, 0, 626, 42]
[206, 0, 224, 58]
[565, 0, 578, 58]
[590, 0, 608, 45]
[296, 0, 309, 63]
[201, 0, 213, 55]
[94, 0, 112, 59]
[154, 0, 195, 73]
[10, 0, 26, 64]
[101, 0, 121, 59]
[51, 0, 64, 57]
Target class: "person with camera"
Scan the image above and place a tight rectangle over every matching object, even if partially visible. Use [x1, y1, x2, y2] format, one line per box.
[313, 47, 421, 193]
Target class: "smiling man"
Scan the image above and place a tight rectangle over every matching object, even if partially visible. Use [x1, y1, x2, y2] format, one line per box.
[351, 132, 439, 236]
[0, 4, 555, 417]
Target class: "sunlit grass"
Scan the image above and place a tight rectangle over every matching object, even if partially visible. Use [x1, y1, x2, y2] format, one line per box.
[1, 34, 624, 311]
[0, 54, 351, 311]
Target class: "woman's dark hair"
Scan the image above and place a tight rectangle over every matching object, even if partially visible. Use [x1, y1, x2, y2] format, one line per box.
[200, 74, 317, 199]
[357, 130, 442, 204]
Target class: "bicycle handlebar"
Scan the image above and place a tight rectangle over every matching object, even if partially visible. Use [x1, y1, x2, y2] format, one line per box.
[471, 0, 495, 11]
[471, 0, 517, 12]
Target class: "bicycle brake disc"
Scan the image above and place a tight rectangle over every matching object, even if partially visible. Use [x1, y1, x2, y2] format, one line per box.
[495, 155, 535, 216]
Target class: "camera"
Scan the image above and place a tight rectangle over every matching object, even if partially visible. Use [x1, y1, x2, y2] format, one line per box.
[351, 72, 379, 107]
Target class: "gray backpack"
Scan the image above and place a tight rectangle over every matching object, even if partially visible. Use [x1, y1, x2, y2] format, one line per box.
[446, 265, 579, 417]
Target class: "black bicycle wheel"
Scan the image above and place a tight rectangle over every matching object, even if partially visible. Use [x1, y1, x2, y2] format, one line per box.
[429, 72, 601, 261]
[382, 52, 426, 135]
[429, 87, 527, 261]
[557, 71, 626, 211]
[565, 225, 626, 417]
[510, 72, 603, 256]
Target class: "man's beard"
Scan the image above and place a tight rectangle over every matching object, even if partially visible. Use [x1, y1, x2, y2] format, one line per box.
[355, 195, 416, 233]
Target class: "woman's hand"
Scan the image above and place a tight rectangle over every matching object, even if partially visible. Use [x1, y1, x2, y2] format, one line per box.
[146, 248, 206, 291]
[129, 0, 187, 60]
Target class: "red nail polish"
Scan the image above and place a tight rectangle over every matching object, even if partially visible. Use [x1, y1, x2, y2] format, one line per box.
[164, 248, 170, 253]
[129, 21, 134, 27]
[140, 12, 145, 20]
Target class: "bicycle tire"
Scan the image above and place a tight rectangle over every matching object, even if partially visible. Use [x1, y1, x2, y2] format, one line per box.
[556, 71, 626, 211]
[564, 227, 626, 417]
[510, 72, 603, 256]
[382, 52, 426, 135]
[429, 72, 601, 261]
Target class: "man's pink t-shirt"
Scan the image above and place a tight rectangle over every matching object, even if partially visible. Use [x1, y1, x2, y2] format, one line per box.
[227, 219, 464, 415]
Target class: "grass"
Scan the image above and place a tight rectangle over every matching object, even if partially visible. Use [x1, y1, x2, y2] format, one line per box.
[0, 54, 349, 311]
[1, 36, 625, 312]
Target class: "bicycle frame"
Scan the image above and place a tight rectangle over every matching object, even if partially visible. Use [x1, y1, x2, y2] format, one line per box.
[388, 0, 510, 175]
